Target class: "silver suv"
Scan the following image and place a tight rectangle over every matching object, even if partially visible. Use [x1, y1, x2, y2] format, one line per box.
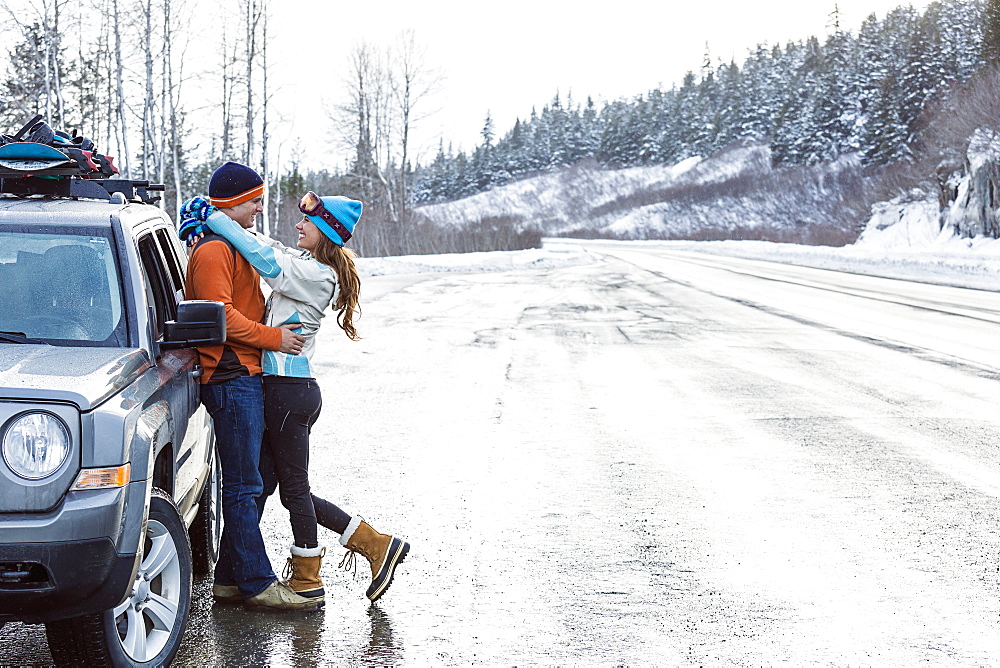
[0, 189, 224, 666]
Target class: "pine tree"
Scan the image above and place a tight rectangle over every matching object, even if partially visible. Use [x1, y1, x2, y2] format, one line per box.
[546, 92, 570, 167]
[983, 0, 1000, 64]
[674, 71, 703, 159]
[655, 87, 684, 161]
[862, 73, 910, 165]
[736, 45, 776, 143]
[935, 0, 985, 82]
[528, 106, 552, 171]
[854, 13, 886, 155]
[713, 61, 744, 149]
[811, 28, 858, 161]
[898, 7, 947, 150]
[481, 112, 495, 149]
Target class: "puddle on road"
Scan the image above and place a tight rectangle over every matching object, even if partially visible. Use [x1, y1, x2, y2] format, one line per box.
[174, 576, 405, 666]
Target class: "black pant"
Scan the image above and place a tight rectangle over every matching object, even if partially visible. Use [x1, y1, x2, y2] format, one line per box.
[259, 376, 352, 548]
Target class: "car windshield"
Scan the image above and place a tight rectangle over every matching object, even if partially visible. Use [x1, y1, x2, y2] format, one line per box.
[0, 225, 127, 346]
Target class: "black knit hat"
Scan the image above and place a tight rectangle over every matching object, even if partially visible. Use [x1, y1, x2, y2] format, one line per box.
[208, 161, 264, 207]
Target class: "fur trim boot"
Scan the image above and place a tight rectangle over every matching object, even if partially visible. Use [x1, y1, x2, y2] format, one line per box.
[339, 516, 410, 602]
[283, 545, 326, 602]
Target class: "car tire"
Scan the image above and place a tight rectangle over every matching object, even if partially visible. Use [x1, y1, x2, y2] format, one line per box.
[190, 449, 222, 576]
[45, 489, 192, 667]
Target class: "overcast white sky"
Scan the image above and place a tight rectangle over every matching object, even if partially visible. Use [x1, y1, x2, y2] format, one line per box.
[261, 1, 933, 171]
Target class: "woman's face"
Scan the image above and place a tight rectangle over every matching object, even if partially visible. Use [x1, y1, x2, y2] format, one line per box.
[295, 216, 324, 252]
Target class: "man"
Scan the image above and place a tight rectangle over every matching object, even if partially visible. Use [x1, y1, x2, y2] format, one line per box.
[184, 161, 317, 611]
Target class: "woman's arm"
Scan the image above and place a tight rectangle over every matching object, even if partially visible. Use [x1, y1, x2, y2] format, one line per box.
[203, 210, 336, 304]
[203, 210, 282, 278]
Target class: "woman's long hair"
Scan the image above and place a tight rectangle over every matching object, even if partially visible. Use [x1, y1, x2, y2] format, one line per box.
[312, 234, 361, 340]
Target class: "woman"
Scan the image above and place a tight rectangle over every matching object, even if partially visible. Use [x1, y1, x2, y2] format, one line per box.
[180, 192, 409, 604]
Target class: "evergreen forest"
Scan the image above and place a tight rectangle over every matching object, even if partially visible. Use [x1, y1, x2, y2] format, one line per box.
[414, 0, 986, 204]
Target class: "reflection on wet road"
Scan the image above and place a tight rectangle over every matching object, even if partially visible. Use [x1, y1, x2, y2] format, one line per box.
[4, 242, 1000, 665]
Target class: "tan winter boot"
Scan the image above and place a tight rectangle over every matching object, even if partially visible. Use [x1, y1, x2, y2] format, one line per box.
[339, 516, 410, 602]
[212, 583, 242, 604]
[245, 580, 321, 611]
[282, 545, 326, 602]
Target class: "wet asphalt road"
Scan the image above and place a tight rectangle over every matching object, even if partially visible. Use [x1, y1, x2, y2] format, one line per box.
[4, 241, 1000, 665]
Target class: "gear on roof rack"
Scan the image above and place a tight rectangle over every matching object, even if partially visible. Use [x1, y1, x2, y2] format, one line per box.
[0, 114, 164, 204]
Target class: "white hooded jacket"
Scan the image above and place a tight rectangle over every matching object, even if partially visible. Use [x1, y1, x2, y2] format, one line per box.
[204, 210, 338, 378]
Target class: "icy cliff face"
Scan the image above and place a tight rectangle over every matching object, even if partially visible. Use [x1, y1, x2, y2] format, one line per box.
[941, 128, 1000, 239]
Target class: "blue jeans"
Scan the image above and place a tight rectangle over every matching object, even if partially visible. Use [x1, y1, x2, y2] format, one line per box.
[201, 375, 276, 598]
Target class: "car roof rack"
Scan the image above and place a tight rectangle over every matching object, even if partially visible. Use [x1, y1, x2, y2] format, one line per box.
[0, 174, 165, 204]
[0, 116, 164, 204]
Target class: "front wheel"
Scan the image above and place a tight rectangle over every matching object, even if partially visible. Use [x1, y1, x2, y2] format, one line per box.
[46, 489, 192, 666]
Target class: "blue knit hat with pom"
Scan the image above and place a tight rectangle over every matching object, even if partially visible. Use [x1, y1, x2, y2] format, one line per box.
[305, 196, 363, 246]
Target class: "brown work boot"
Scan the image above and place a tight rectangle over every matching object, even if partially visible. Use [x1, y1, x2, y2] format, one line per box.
[339, 516, 410, 602]
[245, 580, 321, 611]
[282, 545, 326, 602]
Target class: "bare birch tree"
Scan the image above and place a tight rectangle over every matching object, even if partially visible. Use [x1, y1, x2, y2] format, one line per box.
[336, 42, 379, 204]
[390, 29, 441, 225]
[259, 0, 271, 235]
[141, 0, 157, 180]
[163, 0, 191, 218]
[339, 41, 400, 223]
[220, 18, 237, 160]
[48, 0, 66, 124]
[332, 34, 441, 254]
[243, 0, 262, 167]
[111, 0, 130, 177]
[1, 0, 70, 127]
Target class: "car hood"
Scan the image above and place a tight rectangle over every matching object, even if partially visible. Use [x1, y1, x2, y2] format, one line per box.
[0, 345, 151, 410]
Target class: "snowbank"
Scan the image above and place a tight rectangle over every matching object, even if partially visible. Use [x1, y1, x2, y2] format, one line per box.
[362, 190, 1000, 292]
[575, 195, 1000, 291]
[356, 245, 594, 277]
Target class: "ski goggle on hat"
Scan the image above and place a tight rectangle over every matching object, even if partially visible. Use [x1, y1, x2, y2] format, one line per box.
[298, 191, 362, 246]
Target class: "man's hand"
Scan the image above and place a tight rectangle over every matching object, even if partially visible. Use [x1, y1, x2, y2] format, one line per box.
[178, 218, 207, 246]
[278, 323, 306, 355]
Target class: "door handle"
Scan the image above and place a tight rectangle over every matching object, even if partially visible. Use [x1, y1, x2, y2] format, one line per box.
[190, 364, 204, 379]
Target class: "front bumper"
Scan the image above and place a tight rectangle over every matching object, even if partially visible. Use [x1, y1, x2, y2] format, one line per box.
[0, 482, 148, 623]
[0, 538, 136, 623]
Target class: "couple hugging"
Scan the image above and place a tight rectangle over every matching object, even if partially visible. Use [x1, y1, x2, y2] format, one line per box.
[182, 161, 409, 611]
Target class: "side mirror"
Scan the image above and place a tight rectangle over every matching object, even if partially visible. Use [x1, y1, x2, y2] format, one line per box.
[161, 300, 226, 350]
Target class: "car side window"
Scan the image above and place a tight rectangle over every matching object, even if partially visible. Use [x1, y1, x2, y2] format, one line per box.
[154, 228, 186, 302]
[137, 233, 176, 339]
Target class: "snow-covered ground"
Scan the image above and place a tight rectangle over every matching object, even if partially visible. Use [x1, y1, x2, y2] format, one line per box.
[356, 245, 593, 277]
[362, 195, 1000, 292]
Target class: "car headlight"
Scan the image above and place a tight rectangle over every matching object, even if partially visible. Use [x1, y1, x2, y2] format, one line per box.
[2, 412, 71, 479]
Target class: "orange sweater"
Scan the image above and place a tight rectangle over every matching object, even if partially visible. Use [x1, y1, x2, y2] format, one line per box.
[184, 236, 283, 384]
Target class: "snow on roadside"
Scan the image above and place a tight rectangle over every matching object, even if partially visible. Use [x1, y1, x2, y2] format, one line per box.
[359, 194, 1000, 292]
[562, 196, 1000, 291]
[356, 245, 594, 277]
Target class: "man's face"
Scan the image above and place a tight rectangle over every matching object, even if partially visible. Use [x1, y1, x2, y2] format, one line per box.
[220, 196, 264, 229]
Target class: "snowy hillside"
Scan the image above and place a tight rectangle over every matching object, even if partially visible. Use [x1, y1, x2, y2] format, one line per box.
[416, 145, 868, 245]
[415, 154, 700, 231]
[416, 146, 771, 234]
